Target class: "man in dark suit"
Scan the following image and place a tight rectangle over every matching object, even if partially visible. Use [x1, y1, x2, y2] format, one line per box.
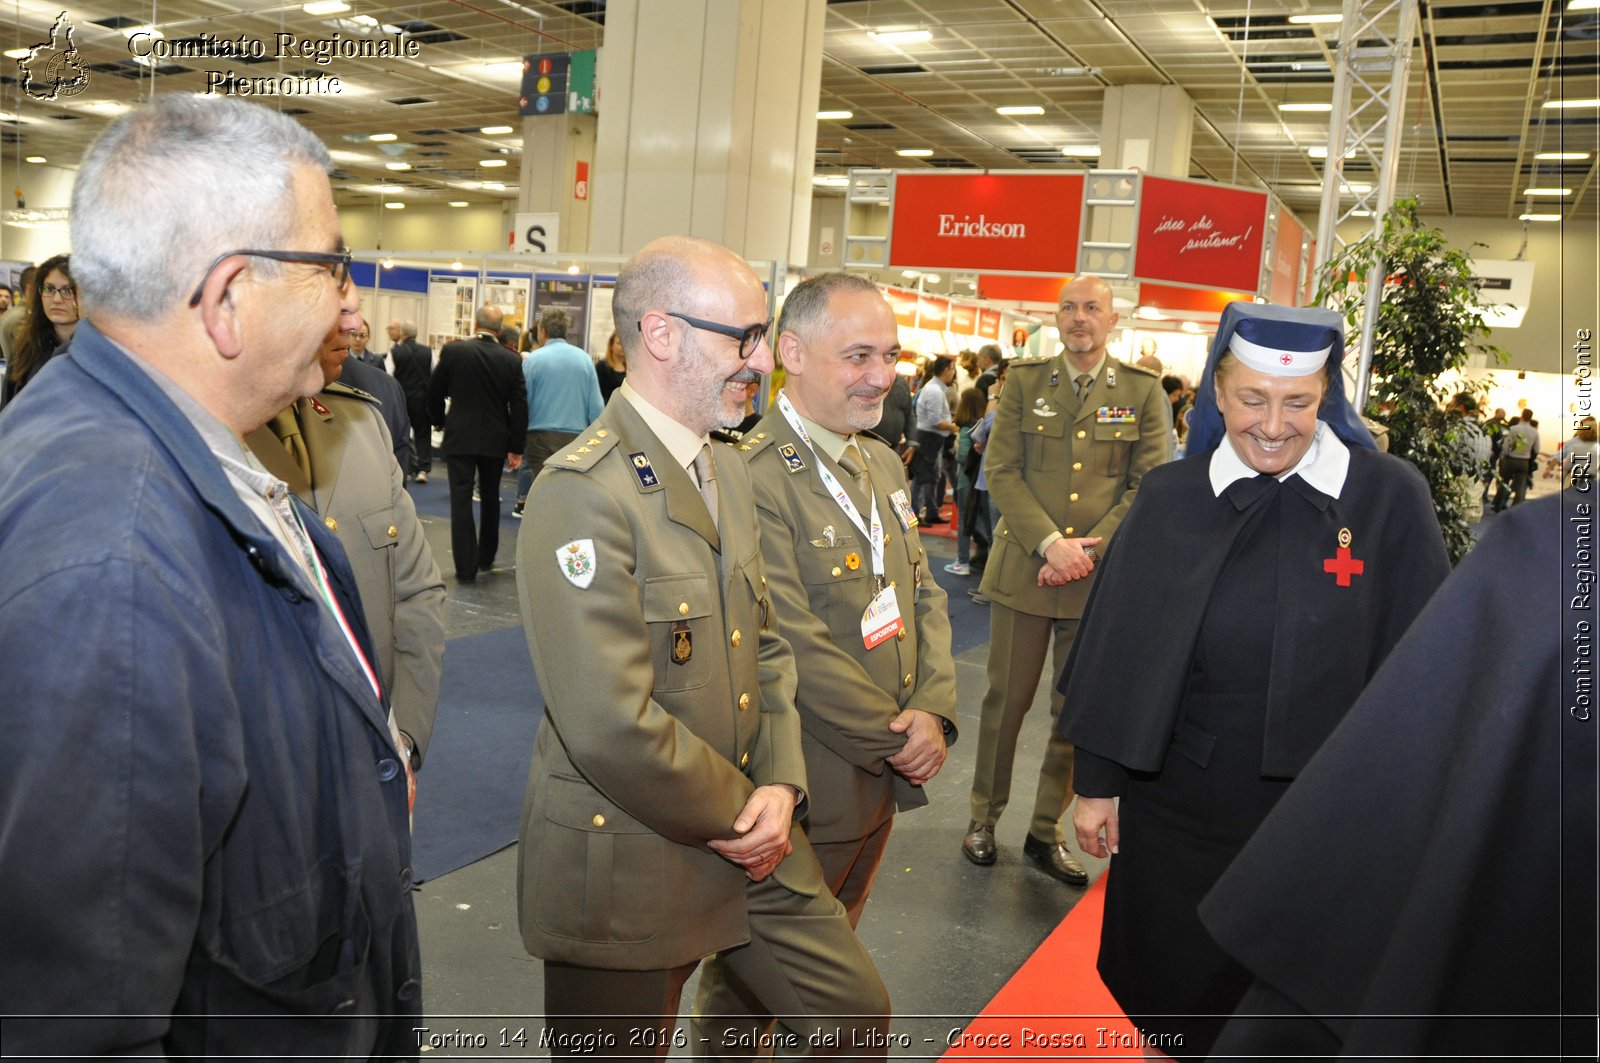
[428, 304, 525, 582]
[387, 318, 434, 482]
[515, 236, 888, 1056]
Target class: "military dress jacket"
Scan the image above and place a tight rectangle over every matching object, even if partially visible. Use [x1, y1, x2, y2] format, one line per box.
[742, 413, 958, 844]
[978, 354, 1169, 619]
[245, 382, 446, 763]
[515, 394, 821, 971]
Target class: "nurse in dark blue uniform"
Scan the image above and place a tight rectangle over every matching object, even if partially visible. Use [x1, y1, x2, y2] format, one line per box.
[1057, 304, 1451, 1060]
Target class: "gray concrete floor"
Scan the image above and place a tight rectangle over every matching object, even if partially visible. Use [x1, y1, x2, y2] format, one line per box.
[406, 477, 1102, 1058]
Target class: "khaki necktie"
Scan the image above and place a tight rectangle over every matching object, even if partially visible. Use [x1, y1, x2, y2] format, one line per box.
[837, 441, 871, 499]
[269, 407, 313, 484]
[692, 444, 719, 531]
[1074, 372, 1095, 399]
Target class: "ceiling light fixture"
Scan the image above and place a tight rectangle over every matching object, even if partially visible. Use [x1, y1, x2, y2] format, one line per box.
[385, 162, 412, 170]
[997, 105, 1045, 116]
[3, 47, 30, 59]
[1569, 0, 1599, 9]
[897, 148, 934, 157]
[24, 155, 46, 164]
[479, 158, 508, 167]
[1542, 98, 1600, 109]
[818, 110, 854, 120]
[1287, 13, 1343, 23]
[384, 201, 405, 209]
[381, 258, 395, 269]
[1341, 182, 1372, 193]
[302, 1, 351, 14]
[1060, 145, 1101, 157]
[1307, 145, 1329, 158]
[451, 260, 463, 270]
[812, 175, 849, 187]
[1523, 187, 1572, 195]
[376, 184, 404, 194]
[449, 201, 469, 207]
[1519, 213, 1562, 221]
[870, 28, 932, 45]
[1534, 151, 1590, 160]
[368, 133, 398, 142]
[1278, 102, 1334, 112]
[481, 125, 514, 135]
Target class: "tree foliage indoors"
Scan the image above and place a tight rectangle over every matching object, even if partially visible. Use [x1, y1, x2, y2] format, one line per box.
[1314, 197, 1507, 563]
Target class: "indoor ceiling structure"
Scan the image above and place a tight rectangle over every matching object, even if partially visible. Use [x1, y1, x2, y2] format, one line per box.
[2, 0, 1596, 225]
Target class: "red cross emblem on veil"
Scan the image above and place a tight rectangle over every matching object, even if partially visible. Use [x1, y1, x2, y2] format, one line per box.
[1279, 353, 1294, 366]
[1323, 526, 1365, 587]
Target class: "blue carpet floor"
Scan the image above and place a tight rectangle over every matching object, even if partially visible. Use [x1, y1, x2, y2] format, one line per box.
[411, 625, 543, 883]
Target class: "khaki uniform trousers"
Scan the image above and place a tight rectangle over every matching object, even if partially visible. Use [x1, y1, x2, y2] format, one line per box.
[968, 604, 1079, 842]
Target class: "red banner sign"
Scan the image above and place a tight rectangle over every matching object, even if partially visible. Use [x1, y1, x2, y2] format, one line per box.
[1134, 176, 1268, 293]
[917, 295, 949, 332]
[949, 304, 976, 335]
[890, 173, 1083, 274]
[977, 308, 1002, 341]
[882, 286, 919, 329]
[1268, 209, 1304, 306]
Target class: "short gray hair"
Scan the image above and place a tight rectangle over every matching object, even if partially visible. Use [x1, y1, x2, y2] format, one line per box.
[475, 304, 504, 331]
[538, 307, 572, 340]
[71, 95, 332, 321]
[401, 320, 419, 339]
[778, 272, 881, 352]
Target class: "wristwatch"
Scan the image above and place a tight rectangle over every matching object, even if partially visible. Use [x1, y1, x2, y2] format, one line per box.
[1081, 544, 1100, 565]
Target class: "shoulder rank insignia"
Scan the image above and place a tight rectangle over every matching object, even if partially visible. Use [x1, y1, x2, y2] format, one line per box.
[1105, 364, 1117, 389]
[308, 396, 330, 417]
[628, 451, 659, 488]
[778, 442, 806, 473]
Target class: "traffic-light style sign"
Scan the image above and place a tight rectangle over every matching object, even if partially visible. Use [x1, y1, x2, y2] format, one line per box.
[519, 52, 571, 117]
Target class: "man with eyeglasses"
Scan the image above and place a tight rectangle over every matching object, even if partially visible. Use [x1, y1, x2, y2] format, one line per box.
[338, 314, 416, 476]
[514, 236, 889, 1057]
[0, 96, 421, 1057]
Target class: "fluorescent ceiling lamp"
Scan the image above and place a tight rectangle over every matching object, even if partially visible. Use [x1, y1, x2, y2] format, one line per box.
[897, 148, 933, 157]
[1060, 144, 1101, 157]
[0, 111, 20, 122]
[1543, 98, 1600, 109]
[451, 260, 463, 270]
[368, 133, 398, 142]
[813, 175, 849, 187]
[1181, 320, 1202, 332]
[1278, 102, 1333, 112]
[329, 150, 371, 163]
[997, 105, 1045, 116]
[481, 181, 506, 190]
[3, 47, 30, 59]
[818, 110, 854, 120]
[303, 0, 351, 14]
[1569, 0, 1599, 8]
[1351, 209, 1374, 217]
[1523, 187, 1571, 195]
[91, 101, 126, 114]
[901, 270, 921, 279]
[24, 155, 46, 164]
[1307, 145, 1329, 158]
[384, 201, 405, 209]
[567, 264, 581, 275]
[385, 162, 411, 170]
[479, 158, 508, 167]
[1519, 213, 1562, 221]
[376, 184, 404, 193]
[481, 126, 514, 135]
[1534, 151, 1590, 160]
[1341, 182, 1372, 193]
[449, 201, 469, 207]
[870, 29, 932, 45]
[1287, 13, 1343, 23]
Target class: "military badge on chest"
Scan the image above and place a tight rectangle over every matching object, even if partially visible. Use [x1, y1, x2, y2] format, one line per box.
[671, 620, 693, 664]
[1322, 526, 1365, 587]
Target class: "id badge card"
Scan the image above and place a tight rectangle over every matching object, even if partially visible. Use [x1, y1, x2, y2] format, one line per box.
[861, 584, 904, 649]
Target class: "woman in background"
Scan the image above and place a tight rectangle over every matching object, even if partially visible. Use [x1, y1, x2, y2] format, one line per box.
[594, 330, 626, 402]
[945, 386, 991, 576]
[2, 254, 77, 405]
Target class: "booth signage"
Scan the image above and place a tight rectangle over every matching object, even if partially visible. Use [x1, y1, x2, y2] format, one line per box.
[917, 295, 950, 332]
[977, 307, 1002, 341]
[1268, 209, 1305, 307]
[883, 286, 920, 329]
[949, 303, 977, 335]
[1134, 176, 1268, 293]
[889, 173, 1084, 274]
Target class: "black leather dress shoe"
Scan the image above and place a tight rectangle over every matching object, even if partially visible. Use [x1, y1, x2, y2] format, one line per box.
[1023, 835, 1089, 886]
[961, 822, 997, 866]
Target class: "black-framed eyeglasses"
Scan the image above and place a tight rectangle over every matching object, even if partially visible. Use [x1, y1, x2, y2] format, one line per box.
[41, 283, 77, 299]
[649, 310, 771, 360]
[187, 247, 354, 307]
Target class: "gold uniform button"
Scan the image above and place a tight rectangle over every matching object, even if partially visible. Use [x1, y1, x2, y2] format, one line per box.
[597, 430, 609, 438]
[1073, 462, 1083, 471]
[730, 629, 742, 648]
[324, 517, 338, 532]
[1036, 425, 1045, 432]
[1064, 527, 1075, 536]
[740, 752, 750, 768]
[1114, 430, 1123, 438]
[592, 814, 606, 828]
[1077, 429, 1087, 439]
[902, 673, 913, 688]
[739, 693, 751, 711]
[896, 628, 907, 642]
[1070, 492, 1080, 502]
[831, 566, 842, 577]
[678, 602, 690, 617]
[387, 525, 398, 539]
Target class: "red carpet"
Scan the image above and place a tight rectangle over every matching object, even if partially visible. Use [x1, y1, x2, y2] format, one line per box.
[943, 875, 1143, 1059]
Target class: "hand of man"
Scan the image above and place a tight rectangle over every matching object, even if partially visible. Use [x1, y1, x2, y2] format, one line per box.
[707, 784, 798, 881]
[1074, 796, 1120, 858]
[506, 452, 523, 471]
[1038, 536, 1102, 586]
[886, 709, 948, 784]
[901, 447, 916, 468]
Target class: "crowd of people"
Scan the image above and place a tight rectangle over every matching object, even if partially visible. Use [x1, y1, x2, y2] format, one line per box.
[0, 96, 1588, 1061]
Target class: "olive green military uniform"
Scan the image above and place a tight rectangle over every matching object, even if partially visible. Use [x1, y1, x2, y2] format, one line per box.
[515, 393, 888, 1056]
[970, 354, 1168, 842]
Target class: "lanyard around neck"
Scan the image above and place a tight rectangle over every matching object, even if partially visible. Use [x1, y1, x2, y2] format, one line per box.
[775, 391, 885, 583]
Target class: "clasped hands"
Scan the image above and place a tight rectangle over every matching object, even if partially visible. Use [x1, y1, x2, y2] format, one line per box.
[1037, 536, 1102, 587]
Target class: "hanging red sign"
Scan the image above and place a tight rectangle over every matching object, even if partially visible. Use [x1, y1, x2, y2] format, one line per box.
[917, 295, 949, 331]
[890, 173, 1084, 274]
[882, 286, 919, 329]
[1135, 176, 1269, 294]
[949, 304, 977, 335]
[977, 308, 1002, 341]
[574, 160, 590, 201]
